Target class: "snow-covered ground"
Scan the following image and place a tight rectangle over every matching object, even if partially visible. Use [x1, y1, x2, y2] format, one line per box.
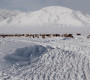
[0, 6, 90, 80]
[0, 35, 90, 80]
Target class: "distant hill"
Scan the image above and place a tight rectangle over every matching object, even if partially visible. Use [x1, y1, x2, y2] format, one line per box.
[0, 6, 90, 34]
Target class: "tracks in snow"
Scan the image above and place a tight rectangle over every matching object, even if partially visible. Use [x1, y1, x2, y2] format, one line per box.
[0, 37, 90, 80]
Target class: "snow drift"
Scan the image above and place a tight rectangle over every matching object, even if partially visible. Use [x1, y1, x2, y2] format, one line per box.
[4, 43, 53, 65]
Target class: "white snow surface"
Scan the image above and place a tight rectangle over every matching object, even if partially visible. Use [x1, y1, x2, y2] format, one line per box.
[0, 6, 90, 34]
[0, 36, 90, 80]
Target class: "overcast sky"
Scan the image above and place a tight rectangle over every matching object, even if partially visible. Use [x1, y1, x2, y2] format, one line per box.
[0, 0, 90, 14]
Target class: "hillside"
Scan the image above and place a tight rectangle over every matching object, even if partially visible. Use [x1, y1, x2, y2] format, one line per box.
[0, 9, 21, 21]
[0, 6, 90, 34]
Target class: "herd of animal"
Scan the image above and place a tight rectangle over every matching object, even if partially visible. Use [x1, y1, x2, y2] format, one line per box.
[0, 33, 90, 39]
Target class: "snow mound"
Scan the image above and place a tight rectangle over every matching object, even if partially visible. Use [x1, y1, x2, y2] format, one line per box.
[2, 48, 90, 80]
[4, 44, 53, 65]
[26, 48, 90, 80]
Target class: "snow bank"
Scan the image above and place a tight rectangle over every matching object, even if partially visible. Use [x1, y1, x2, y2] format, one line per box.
[4, 43, 53, 65]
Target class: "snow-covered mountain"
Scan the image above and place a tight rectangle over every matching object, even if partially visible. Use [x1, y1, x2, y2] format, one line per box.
[0, 9, 21, 21]
[0, 6, 90, 26]
[0, 6, 90, 33]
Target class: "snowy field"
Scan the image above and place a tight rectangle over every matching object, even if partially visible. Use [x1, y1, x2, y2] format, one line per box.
[0, 35, 90, 80]
[0, 6, 90, 80]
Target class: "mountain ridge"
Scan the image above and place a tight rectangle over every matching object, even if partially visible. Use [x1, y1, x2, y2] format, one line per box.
[0, 6, 90, 34]
[0, 6, 90, 27]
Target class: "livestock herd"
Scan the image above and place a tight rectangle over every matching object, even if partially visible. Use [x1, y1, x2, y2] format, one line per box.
[0, 33, 90, 39]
